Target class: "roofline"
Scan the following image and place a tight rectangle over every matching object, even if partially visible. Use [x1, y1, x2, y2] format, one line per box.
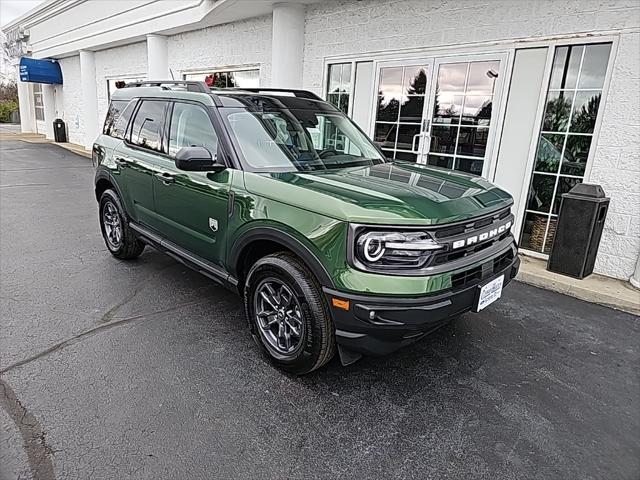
[2, 0, 76, 31]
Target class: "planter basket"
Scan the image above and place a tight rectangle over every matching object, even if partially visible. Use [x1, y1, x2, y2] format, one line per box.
[529, 216, 557, 253]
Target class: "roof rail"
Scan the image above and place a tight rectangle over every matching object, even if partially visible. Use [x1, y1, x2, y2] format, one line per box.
[219, 87, 323, 101]
[123, 80, 210, 93]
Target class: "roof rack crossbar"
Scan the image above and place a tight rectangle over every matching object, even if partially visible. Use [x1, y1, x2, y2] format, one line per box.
[218, 87, 323, 101]
[123, 80, 210, 93]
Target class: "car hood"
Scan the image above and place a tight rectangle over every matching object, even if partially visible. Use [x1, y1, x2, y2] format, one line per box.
[243, 161, 513, 225]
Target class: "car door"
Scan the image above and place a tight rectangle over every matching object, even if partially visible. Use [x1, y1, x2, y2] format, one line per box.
[113, 99, 168, 226]
[152, 101, 232, 267]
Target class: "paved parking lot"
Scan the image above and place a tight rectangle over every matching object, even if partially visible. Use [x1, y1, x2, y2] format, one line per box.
[1, 140, 638, 480]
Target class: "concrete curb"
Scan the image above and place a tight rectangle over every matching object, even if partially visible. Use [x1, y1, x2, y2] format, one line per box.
[516, 255, 640, 316]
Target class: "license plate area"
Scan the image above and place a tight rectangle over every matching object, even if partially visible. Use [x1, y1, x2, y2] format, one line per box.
[474, 274, 504, 312]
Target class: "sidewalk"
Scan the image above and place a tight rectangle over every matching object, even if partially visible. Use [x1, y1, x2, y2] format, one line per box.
[0, 129, 91, 158]
[517, 255, 639, 316]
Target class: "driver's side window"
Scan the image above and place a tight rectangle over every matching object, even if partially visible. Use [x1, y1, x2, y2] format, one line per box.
[168, 103, 218, 157]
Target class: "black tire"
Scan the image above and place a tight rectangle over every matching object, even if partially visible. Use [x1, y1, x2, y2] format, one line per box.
[98, 189, 145, 260]
[244, 252, 336, 375]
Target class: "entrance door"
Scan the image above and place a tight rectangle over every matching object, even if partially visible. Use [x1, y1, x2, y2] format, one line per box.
[372, 53, 506, 178]
[371, 60, 433, 163]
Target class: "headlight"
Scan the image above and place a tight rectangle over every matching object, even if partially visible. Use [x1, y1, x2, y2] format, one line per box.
[354, 230, 443, 271]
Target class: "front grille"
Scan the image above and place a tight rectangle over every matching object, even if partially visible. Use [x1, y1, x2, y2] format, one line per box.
[451, 266, 482, 289]
[493, 249, 514, 274]
[450, 247, 515, 291]
[430, 206, 512, 267]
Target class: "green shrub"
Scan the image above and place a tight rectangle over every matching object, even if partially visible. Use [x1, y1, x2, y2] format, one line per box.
[0, 101, 19, 123]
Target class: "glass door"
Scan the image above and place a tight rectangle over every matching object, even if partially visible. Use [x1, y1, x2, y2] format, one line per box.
[372, 54, 506, 177]
[372, 60, 433, 162]
[423, 55, 505, 176]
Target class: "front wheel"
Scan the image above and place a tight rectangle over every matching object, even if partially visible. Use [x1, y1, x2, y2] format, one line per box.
[99, 189, 145, 260]
[244, 253, 336, 375]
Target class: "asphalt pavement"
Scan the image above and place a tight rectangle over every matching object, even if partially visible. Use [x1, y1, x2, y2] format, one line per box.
[1, 140, 638, 480]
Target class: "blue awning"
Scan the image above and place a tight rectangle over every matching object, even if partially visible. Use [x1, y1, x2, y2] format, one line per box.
[19, 57, 63, 85]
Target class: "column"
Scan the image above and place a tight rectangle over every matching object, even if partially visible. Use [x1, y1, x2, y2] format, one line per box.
[146, 34, 169, 80]
[42, 84, 56, 140]
[79, 50, 99, 149]
[271, 3, 305, 88]
[16, 64, 35, 133]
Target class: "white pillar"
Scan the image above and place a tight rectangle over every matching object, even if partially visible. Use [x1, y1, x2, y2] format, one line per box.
[146, 34, 169, 80]
[271, 3, 305, 88]
[79, 50, 99, 149]
[42, 84, 56, 140]
[17, 75, 36, 133]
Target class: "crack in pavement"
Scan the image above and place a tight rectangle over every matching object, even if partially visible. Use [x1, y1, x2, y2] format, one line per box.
[0, 379, 56, 480]
[0, 300, 204, 376]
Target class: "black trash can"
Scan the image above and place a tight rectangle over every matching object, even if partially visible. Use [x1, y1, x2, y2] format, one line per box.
[53, 118, 67, 143]
[547, 183, 609, 279]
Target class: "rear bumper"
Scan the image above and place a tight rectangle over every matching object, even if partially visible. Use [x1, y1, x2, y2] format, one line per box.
[324, 253, 520, 357]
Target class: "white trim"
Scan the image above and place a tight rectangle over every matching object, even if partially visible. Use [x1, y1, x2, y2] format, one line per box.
[513, 46, 555, 240]
[584, 38, 619, 182]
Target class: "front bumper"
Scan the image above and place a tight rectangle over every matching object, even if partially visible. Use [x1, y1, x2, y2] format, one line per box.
[324, 251, 520, 357]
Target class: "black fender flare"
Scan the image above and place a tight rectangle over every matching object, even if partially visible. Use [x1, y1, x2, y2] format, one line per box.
[228, 227, 335, 289]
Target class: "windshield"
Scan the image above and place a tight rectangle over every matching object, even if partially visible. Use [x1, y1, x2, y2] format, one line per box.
[221, 106, 386, 172]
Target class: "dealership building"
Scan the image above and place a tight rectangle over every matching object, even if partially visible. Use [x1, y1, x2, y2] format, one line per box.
[3, 0, 639, 283]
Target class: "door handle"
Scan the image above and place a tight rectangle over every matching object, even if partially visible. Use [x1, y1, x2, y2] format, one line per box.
[154, 172, 175, 185]
[114, 157, 127, 167]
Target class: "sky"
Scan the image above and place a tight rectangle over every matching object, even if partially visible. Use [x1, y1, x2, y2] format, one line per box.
[1, 0, 46, 27]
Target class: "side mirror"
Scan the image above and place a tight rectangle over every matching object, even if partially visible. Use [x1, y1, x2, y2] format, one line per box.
[174, 146, 225, 172]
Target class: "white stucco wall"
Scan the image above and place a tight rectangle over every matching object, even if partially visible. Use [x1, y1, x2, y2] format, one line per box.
[303, 0, 640, 280]
[167, 14, 272, 85]
[590, 32, 640, 280]
[56, 55, 83, 146]
[94, 41, 148, 124]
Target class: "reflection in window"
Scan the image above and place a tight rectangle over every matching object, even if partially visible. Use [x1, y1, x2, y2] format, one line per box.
[169, 103, 218, 157]
[183, 68, 259, 88]
[427, 60, 499, 175]
[129, 100, 166, 152]
[326, 63, 352, 114]
[520, 42, 611, 254]
[374, 65, 428, 162]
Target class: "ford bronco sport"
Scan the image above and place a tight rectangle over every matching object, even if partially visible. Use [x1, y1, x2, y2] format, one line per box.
[94, 81, 519, 374]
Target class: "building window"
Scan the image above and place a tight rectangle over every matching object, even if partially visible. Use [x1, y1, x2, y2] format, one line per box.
[326, 63, 352, 114]
[183, 68, 259, 88]
[33, 83, 44, 121]
[520, 43, 611, 254]
[107, 76, 145, 100]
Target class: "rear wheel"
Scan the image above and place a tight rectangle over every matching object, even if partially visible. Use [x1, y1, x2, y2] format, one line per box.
[99, 189, 145, 259]
[244, 252, 336, 375]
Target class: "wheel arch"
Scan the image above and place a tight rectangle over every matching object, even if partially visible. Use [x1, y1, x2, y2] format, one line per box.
[229, 226, 336, 292]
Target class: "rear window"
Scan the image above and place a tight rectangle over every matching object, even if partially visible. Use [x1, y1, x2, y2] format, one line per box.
[103, 100, 128, 136]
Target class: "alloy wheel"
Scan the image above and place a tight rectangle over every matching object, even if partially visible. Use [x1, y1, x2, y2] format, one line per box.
[102, 201, 123, 249]
[254, 278, 305, 356]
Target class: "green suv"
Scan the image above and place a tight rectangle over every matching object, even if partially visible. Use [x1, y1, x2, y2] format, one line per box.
[94, 81, 519, 374]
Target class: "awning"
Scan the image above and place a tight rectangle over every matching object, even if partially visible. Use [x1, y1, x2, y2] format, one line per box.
[19, 57, 63, 84]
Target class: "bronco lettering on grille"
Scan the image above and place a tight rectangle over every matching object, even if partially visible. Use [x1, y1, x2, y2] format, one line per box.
[451, 221, 512, 250]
